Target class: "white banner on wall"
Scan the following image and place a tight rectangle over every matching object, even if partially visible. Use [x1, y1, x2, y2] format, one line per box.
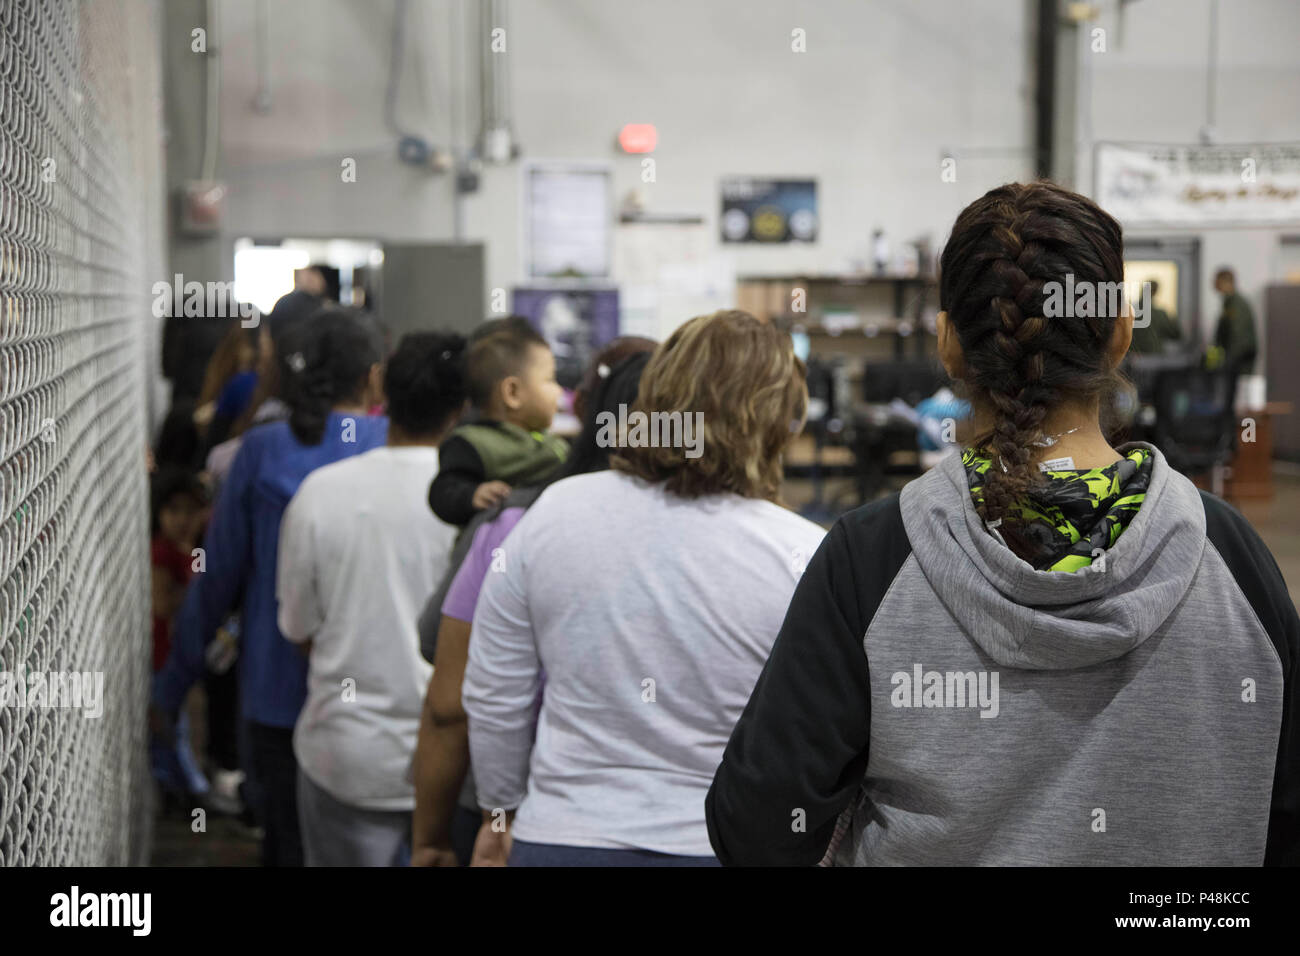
[1095, 142, 1300, 226]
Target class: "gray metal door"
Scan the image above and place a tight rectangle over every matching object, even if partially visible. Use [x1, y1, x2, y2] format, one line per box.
[379, 243, 486, 339]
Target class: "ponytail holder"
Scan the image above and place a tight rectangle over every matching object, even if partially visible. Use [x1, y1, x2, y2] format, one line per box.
[597, 363, 611, 379]
[441, 350, 452, 360]
[287, 352, 306, 373]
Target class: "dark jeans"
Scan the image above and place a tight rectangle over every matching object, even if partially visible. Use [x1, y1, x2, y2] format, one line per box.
[247, 721, 302, 867]
[509, 839, 721, 867]
[204, 667, 240, 771]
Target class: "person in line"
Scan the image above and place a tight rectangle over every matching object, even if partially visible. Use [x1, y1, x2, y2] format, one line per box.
[154, 401, 205, 474]
[278, 332, 466, 867]
[415, 335, 658, 667]
[194, 291, 331, 824]
[1211, 267, 1258, 375]
[706, 182, 1299, 866]
[194, 321, 265, 456]
[148, 468, 211, 806]
[427, 317, 567, 528]
[462, 310, 827, 866]
[153, 306, 388, 867]
[189, 319, 272, 814]
[410, 338, 656, 867]
[205, 290, 325, 487]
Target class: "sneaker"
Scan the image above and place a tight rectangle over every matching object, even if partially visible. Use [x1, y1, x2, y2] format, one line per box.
[207, 769, 246, 816]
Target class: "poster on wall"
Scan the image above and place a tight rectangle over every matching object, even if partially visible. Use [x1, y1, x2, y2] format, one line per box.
[720, 177, 818, 243]
[512, 287, 619, 390]
[526, 163, 612, 279]
[1095, 142, 1300, 226]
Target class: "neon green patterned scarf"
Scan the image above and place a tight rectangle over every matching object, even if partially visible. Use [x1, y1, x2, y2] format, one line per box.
[962, 447, 1152, 572]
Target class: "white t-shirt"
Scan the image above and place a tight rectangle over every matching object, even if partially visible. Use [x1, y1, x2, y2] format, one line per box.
[277, 445, 456, 810]
[463, 469, 827, 855]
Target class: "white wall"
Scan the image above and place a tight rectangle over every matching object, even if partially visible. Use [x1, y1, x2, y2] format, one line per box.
[212, 0, 1034, 333]
[1081, 0, 1300, 349]
[208, 0, 1300, 349]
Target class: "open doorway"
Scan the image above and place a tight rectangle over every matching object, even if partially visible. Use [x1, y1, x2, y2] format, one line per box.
[1123, 237, 1202, 348]
[233, 238, 384, 315]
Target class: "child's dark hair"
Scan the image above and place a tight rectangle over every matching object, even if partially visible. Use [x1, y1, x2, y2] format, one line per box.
[464, 315, 548, 408]
[384, 332, 469, 438]
[278, 306, 383, 445]
[150, 466, 207, 536]
[939, 181, 1125, 525]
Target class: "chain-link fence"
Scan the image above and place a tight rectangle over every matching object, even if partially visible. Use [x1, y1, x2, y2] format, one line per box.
[0, 0, 163, 865]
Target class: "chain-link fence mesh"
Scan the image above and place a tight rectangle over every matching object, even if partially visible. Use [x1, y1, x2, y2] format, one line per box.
[1, 0, 163, 866]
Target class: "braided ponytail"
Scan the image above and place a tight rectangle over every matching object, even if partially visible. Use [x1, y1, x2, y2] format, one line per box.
[939, 182, 1125, 526]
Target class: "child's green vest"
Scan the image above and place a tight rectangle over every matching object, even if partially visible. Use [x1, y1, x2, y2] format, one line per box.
[458, 421, 568, 486]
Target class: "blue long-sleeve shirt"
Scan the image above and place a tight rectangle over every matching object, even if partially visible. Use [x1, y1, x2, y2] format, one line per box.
[153, 412, 389, 728]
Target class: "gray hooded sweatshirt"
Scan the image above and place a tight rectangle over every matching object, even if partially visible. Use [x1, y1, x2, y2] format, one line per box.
[707, 443, 1299, 865]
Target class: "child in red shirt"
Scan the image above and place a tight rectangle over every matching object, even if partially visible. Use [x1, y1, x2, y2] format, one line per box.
[150, 468, 210, 801]
[151, 469, 208, 671]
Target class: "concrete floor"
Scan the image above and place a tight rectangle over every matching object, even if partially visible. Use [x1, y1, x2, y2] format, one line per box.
[151, 795, 261, 867]
[1235, 472, 1300, 603]
[149, 690, 261, 866]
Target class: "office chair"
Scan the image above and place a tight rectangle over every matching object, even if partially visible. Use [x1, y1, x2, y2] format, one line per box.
[1151, 365, 1238, 497]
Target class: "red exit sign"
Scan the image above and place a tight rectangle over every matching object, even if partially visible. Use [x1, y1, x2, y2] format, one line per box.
[618, 124, 657, 154]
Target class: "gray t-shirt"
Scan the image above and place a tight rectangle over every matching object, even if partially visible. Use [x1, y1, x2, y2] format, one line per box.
[463, 469, 827, 856]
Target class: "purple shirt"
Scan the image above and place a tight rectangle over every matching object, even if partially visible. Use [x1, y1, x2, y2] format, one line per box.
[442, 507, 527, 622]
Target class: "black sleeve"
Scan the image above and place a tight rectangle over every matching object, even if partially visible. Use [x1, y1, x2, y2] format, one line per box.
[428, 435, 486, 526]
[705, 494, 912, 866]
[1201, 491, 1300, 866]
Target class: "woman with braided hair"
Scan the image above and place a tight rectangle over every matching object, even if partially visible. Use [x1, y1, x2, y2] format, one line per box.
[708, 181, 1300, 866]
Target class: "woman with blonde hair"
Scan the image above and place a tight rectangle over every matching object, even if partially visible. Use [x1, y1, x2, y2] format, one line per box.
[462, 309, 826, 866]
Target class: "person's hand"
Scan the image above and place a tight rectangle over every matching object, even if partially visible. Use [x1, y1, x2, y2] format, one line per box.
[410, 845, 461, 867]
[471, 481, 512, 511]
[469, 820, 512, 866]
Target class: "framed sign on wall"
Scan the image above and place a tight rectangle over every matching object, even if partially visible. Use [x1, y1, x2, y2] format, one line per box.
[524, 162, 613, 279]
[720, 177, 818, 243]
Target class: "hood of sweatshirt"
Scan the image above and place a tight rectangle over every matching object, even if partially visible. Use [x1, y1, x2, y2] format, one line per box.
[960, 445, 1153, 571]
[899, 442, 1206, 670]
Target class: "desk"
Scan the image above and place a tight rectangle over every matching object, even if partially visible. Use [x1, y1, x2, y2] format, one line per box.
[785, 433, 856, 471]
[1220, 402, 1294, 500]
